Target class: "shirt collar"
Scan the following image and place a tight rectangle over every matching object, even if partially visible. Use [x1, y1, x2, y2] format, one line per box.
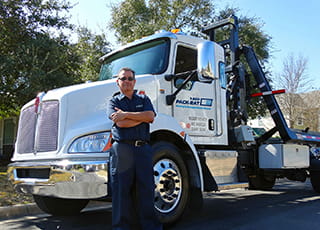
[118, 90, 138, 100]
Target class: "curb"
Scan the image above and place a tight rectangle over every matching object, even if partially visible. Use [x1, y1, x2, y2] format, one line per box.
[0, 203, 42, 220]
[0, 201, 112, 220]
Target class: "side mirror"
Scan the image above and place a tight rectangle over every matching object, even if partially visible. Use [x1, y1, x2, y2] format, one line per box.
[197, 41, 217, 82]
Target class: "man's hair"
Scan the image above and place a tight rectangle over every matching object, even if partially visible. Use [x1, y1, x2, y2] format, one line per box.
[118, 67, 135, 78]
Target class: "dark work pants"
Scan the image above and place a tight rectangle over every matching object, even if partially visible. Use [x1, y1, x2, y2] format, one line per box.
[111, 142, 162, 230]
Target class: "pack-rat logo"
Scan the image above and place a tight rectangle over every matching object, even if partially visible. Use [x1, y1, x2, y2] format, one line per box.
[175, 97, 213, 109]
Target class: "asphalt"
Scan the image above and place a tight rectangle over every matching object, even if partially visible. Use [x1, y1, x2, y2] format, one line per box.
[0, 201, 112, 220]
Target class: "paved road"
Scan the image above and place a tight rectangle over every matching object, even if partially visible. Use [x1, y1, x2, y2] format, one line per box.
[1, 179, 320, 230]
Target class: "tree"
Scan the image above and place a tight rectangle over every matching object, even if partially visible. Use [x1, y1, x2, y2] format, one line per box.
[73, 27, 111, 82]
[109, 0, 215, 44]
[276, 53, 310, 93]
[215, 7, 272, 119]
[300, 91, 320, 132]
[215, 7, 271, 63]
[0, 0, 79, 117]
[110, 2, 271, 62]
[0, 0, 112, 118]
[275, 53, 311, 128]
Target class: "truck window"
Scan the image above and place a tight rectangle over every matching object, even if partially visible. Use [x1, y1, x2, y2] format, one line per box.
[99, 39, 170, 80]
[174, 46, 197, 90]
[174, 46, 197, 74]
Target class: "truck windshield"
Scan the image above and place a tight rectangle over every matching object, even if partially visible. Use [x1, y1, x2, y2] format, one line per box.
[99, 39, 170, 80]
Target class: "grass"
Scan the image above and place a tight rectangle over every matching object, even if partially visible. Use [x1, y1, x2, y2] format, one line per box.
[0, 166, 33, 206]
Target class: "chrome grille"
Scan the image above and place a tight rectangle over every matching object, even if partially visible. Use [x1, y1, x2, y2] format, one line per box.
[16, 105, 36, 153]
[16, 100, 59, 154]
[36, 101, 59, 152]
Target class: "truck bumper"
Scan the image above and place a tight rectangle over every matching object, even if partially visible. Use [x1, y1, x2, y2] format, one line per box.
[7, 159, 109, 199]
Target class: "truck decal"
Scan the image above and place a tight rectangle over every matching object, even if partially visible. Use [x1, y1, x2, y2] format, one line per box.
[175, 97, 213, 110]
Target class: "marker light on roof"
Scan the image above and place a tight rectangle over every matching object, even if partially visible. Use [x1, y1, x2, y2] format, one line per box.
[171, 29, 181, 33]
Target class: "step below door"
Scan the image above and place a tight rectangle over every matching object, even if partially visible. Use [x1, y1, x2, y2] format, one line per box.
[205, 150, 239, 184]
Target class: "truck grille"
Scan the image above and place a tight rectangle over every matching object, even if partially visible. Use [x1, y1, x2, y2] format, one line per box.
[16, 105, 36, 153]
[16, 101, 59, 154]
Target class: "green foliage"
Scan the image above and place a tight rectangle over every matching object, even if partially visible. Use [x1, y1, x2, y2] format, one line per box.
[1, 34, 81, 118]
[239, 14, 271, 119]
[215, 7, 272, 119]
[216, 7, 271, 62]
[110, 0, 152, 43]
[0, 0, 110, 118]
[109, 0, 215, 44]
[0, 0, 78, 117]
[73, 27, 110, 82]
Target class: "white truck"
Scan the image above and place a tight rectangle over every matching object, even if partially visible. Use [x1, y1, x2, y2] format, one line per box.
[8, 16, 320, 224]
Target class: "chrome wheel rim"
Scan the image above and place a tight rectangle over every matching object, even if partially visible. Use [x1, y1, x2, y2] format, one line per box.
[154, 158, 182, 213]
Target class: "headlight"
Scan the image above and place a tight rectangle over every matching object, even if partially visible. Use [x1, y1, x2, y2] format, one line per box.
[69, 132, 112, 153]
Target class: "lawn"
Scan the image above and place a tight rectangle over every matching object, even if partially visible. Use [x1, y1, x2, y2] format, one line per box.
[0, 166, 33, 206]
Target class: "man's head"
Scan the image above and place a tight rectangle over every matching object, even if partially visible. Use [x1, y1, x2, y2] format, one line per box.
[116, 67, 136, 95]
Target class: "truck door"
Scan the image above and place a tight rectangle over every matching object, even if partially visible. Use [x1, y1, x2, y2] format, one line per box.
[172, 44, 221, 139]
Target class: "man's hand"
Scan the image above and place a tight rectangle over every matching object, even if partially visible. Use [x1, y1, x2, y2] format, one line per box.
[110, 107, 127, 123]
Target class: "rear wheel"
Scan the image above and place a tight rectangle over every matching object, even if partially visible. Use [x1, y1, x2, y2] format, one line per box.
[33, 195, 89, 216]
[248, 173, 276, 190]
[152, 141, 189, 225]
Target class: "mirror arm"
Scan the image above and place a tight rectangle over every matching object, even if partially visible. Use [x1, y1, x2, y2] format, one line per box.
[166, 70, 197, 105]
[165, 70, 194, 81]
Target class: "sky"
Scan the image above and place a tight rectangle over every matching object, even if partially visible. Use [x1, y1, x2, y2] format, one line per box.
[68, 0, 320, 89]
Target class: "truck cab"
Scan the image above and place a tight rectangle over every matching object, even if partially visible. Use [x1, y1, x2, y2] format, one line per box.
[8, 28, 227, 223]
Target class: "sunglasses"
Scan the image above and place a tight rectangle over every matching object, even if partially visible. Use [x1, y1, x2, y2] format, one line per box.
[118, 77, 135, 81]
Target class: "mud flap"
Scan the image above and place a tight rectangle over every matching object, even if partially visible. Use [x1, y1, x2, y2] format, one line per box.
[188, 187, 203, 211]
[199, 155, 218, 191]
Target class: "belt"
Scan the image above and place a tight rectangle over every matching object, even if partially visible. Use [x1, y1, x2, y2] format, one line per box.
[117, 140, 149, 147]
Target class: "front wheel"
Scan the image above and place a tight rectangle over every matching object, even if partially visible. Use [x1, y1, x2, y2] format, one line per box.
[33, 195, 89, 216]
[152, 141, 189, 225]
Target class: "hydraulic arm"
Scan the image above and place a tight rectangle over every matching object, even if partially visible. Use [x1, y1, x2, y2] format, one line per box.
[203, 15, 320, 145]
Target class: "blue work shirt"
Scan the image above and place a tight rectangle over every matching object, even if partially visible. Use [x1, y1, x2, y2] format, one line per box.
[108, 91, 156, 142]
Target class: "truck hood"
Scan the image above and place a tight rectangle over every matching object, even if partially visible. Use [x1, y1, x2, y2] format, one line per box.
[14, 75, 158, 160]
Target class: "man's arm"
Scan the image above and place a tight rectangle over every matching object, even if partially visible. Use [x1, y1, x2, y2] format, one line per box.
[111, 108, 155, 124]
[122, 111, 155, 123]
[115, 119, 142, 128]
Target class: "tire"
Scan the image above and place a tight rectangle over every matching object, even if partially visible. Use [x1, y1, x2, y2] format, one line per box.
[248, 174, 275, 190]
[152, 141, 190, 225]
[310, 170, 320, 193]
[33, 195, 89, 216]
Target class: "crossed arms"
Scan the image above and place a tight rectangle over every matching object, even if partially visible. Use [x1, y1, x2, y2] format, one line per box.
[110, 107, 155, 128]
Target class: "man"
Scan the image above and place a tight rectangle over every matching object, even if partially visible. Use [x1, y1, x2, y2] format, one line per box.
[108, 67, 162, 230]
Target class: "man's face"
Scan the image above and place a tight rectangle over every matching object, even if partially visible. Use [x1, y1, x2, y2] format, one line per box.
[116, 70, 136, 93]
